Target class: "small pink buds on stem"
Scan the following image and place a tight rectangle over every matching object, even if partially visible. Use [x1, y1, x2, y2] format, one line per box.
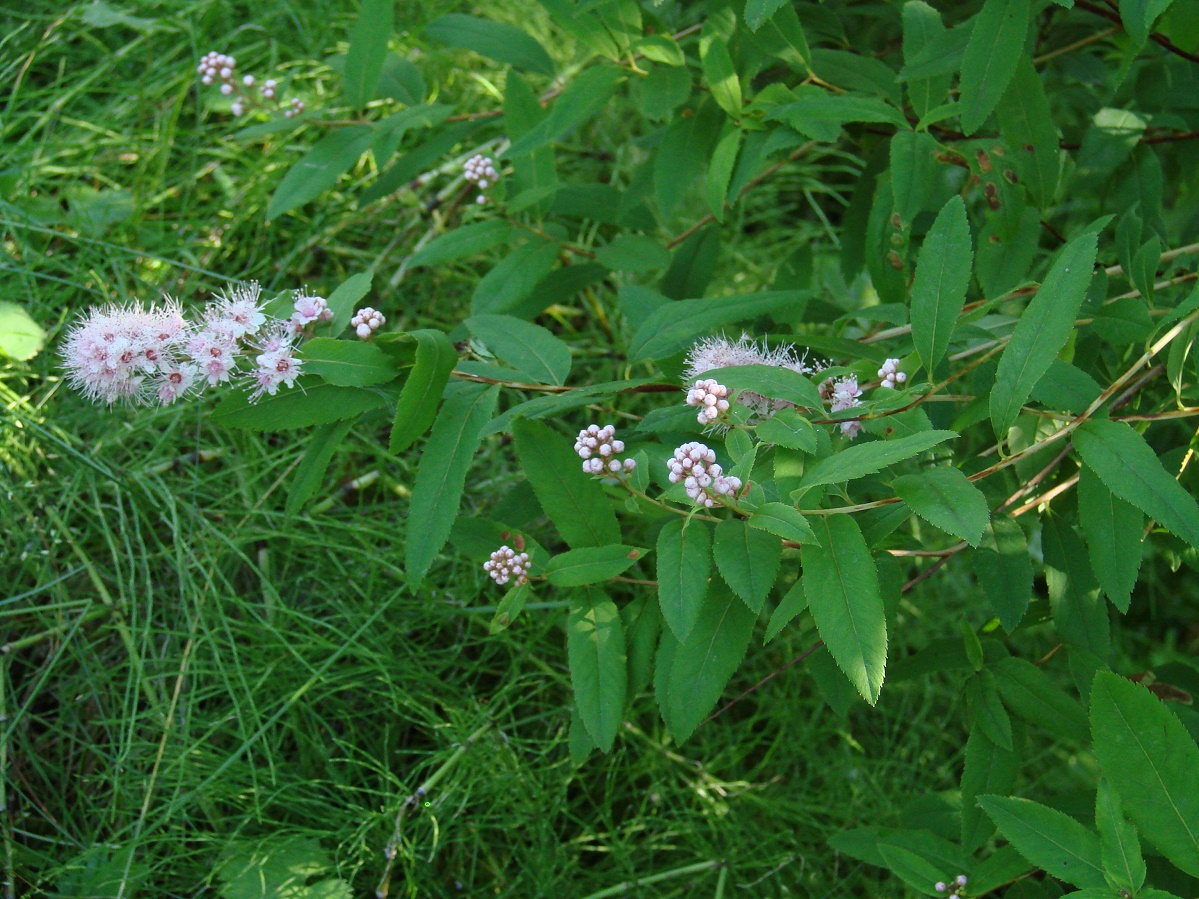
[686, 378, 731, 425]
[197, 53, 303, 118]
[877, 357, 907, 389]
[574, 424, 636, 476]
[483, 545, 530, 586]
[351, 307, 385, 340]
[824, 375, 863, 439]
[463, 154, 499, 205]
[666, 442, 741, 508]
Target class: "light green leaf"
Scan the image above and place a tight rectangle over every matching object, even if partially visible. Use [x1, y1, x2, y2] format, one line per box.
[662, 580, 757, 741]
[716, 364, 825, 411]
[706, 124, 742, 221]
[628, 291, 812, 360]
[1073, 419, 1199, 553]
[799, 430, 958, 490]
[389, 329, 458, 453]
[892, 467, 988, 546]
[425, 14, 554, 75]
[300, 338, 397, 387]
[910, 195, 973, 374]
[701, 35, 741, 119]
[1091, 670, 1199, 877]
[804, 516, 887, 704]
[749, 503, 818, 545]
[343, 0, 394, 107]
[490, 581, 530, 634]
[465, 314, 571, 385]
[0, 302, 46, 361]
[978, 795, 1107, 889]
[594, 234, 670, 273]
[409, 221, 515, 268]
[404, 384, 500, 587]
[512, 418, 620, 548]
[325, 271, 374, 335]
[213, 377, 387, 430]
[375, 53, 425, 105]
[1077, 465, 1142, 614]
[755, 407, 817, 452]
[568, 589, 627, 752]
[545, 545, 644, 586]
[268, 126, 374, 220]
[656, 519, 711, 642]
[990, 232, 1098, 437]
[714, 519, 781, 614]
[285, 418, 356, 515]
[745, 0, 789, 31]
[633, 34, 685, 65]
[765, 579, 808, 642]
[959, 0, 1031, 136]
[768, 87, 909, 142]
[903, 2, 951, 119]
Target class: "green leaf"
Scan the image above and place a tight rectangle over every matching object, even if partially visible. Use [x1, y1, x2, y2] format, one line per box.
[656, 519, 711, 642]
[621, 593, 660, 698]
[890, 130, 938, 223]
[465, 314, 571, 385]
[1043, 515, 1109, 660]
[804, 516, 887, 704]
[424, 14, 554, 75]
[404, 385, 500, 587]
[1073, 419, 1199, 553]
[996, 57, 1060, 208]
[0, 302, 46, 361]
[1077, 465, 1142, 614]
[213, 377, 387, 430]
[471, 242, 562, 315]
[768, 87, 909, 142]
[506, 65, 624, 157]
[701, 35, 741, 119]
[343, 0, 394, 107]
[1091, 670, 1199, 878]
[958, 0, 1031, 136]
[375, 53, 425, 105]
[910, 195, 973, 374]
[719, 364, 825, 412]
[706, 124, 742, 221]
[638, 63, 691, 120]
[978, 795, 1107, 889]
[285, 418, 356, 515]
[490, 581, 531, 634]
[634, 34, 685, 65]
[628, 291, 811, 360]
[512, 418, 620, 548]
[1096, 779, 1146, 893]
[765, 579, 808, 642]
[545, 545, 644, 586]
[749, 503, 818, 545]
[594, 234, 670, 273]
[714, 519, 782, 614]
[568, 589, 627, 752]
[325, 271, 374, 335]
[973, 516, 1033, 631]
[799, 430, 958, 490]
[300, 338, 397, 387]
[990, 232, 1098, 437]
[1119, 0, 1176, 45]
[967, 669, 1014, 750]
[389, 329, 458, 453]
[267, 126, 374, 220]
[745, 0, 789, 31]
[662, 580, 757, 742]
[893, 467, 988, 546]
[409, 221, 515, 268]
[993, 656, 1088, 740]
[361, 120, 486, 204]
[961, 725, 1023, 850]
[877, 844, 950, 897]
[755, 407, 817, 452]
[903, 2, 951, 119]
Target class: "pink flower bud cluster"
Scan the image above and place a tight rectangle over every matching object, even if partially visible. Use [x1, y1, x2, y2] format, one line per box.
[684, 334, 823, 420]
[934, 874, 968, 899]
[290, 292, 332, 332]
[61, 283, 309, 407]
[574, 424, 637, 476]
[463, 154, 499, 205]
[197, 52, 304, 118]
[666, 442, 742, 508]
[351, 307, 385, 340]
[878, 357, 907, 389]
[823, 375, 863, 439]
[686, 378, 731, 425]
[483, 545, 530, 585]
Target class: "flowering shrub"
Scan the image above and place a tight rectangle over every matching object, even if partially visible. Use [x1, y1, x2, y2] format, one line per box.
[52, 0, 1199, 895]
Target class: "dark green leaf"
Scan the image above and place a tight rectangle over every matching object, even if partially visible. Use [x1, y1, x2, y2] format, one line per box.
[409, 221, 515, 268]
[749, 503, 818, 545]
[994, 656, 1089, 740]
[213, 377, 387, 430]
[764, 579, 807, 642]
[967, 669, 1014, 750]
[706, 124, 742, 221]
[375, 54, 425, 105]
[545, 545, 644, 586]
[300, 337, 397, 387]
[890, 130, 938, 223]
[506, 65, 624, 157]
[628, 291, 811, 360]
[568, 589, 627, 752]
[285, 418, 356, 515]
[1043, 515, 1109, 660]
[978, 795, 1107, 889]
[768, 87, 909, 142]
[268, 126, 374, 220]
[425, 14, 554, 75]
[745, 0, 789, 31]
[465, 314, 571, 385]
[471, 242, 562, 315]
[799, 430, 958, 490]
[1077, 465, 1142, 613]
[903, 2, 951, 119]
[389, 329, 458, 453]
[595, 234, 670, 272]
[343, 0, 394, 107]
[893, 466, 988, 546]
[996, 57, 1060, 208]
[1096, 779, 1146, 893]
[911, 195, 973, 374]
[714, 519, 781, 614]
[973, 516, 1033, 631]
[961, 725, 1023, 850]
[701, 35, 741, 119]
[959, 0, 1031, 136]
[755, 407, 818, 451]
[621, 593, 660, 698]
[656, 519, 711, 642]
[325, 271, 374, 335]
[717, 363, 825, 412]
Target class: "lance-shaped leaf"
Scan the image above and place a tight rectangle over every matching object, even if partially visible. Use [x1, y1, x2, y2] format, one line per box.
[389, 329, 458, 453]
[902, 1, 951, 119]
[714, 519, 781, 614]
[890, 130, 938, 223]
[285, 418, 356, 515]
[910, 196, 972, 374]
[214, 377, 387, 430]
[893, 466, 988, 546]
[961, 725, 1023, 850]
[545, 546, 644, 587]
[749, 503, 818, 545]
[803, 516, 887, 704]
[628, 291, 812, 360]
[1077, 465, 1142, 614]
[465, 314, 572, 386]
[342, 0, 394, 107]
[716, 364, 825, 412]
[973, 516, 1032, 631]
[959, 0, 1031, 136]
[765, 579, 808, 642]
[404, 384, 499, 587]
[1096, 779, 1147, 894]
[1091, 670, 1199, 878]
[990, 232, 1098, 437]
[996, 56, 1060, 208]
[978, 796, 1107, 889]
[1073, 419, 1199, 553]
[300, 338, 397, 387]
[656, 519, 711, 642]
[409, 221, 515, 268]
[701, 35, 741, 119]
[268, 126, 374, 220]
[512, 418, 620, 548]
[993, 656, 1088, 740]
[425, 14, 554, 75]
[567, 589, 627, 752]
[799, 430, 957, 490]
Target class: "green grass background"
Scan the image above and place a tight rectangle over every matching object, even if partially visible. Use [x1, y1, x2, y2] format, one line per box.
[3, 1, 1184, 896]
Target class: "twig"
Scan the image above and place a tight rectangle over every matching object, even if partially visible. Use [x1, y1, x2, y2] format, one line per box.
[703, 641, 824, 725]
[1075, 0, 1199, 64]
[578, 860, 723, 899]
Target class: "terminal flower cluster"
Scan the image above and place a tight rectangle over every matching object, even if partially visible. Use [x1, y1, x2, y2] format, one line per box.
[197, 51, 304, 118]
[463, 154, 499, 205]
[686, 378, 731, 425]
[684, 334, 822, 419]
[666, 442, 742, 508]
[290, 292, 333, 331]
[483, 545, 530, 586]
[60, 284, 341, 407]
[824, 375, 864, 438]
[934, 875, 968, 899]
[878, 357, 907, 389]
[351, 307, 385, 339]
[575, 424, 636, 476]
